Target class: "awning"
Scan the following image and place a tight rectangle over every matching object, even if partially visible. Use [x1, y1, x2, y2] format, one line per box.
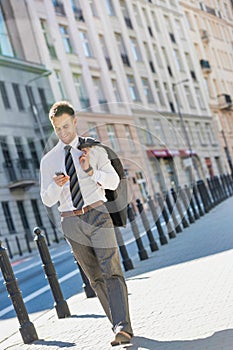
[147, 149, 197, 158]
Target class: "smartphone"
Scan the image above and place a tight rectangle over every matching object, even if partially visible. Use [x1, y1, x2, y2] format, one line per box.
[55, 171, 65, 176]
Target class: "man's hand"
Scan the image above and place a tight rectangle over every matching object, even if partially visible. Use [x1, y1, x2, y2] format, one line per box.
[79, 148, 94, 176]
[54, 173, 70, 187]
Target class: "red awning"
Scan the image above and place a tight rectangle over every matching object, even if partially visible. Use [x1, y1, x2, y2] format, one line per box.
[147, 149, 197, 158]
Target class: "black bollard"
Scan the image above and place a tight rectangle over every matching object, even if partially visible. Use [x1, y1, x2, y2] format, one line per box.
[220, 175, 228, 199]
[147, 195, 168, 245]
[73, 258, 96, 298]
[34, 227, 71, 318]
[196, 180, 209, 213]
[5, 238, 13, 259]
[179, 187, 195, 224]
[114, 227, 134, 271]
[207, 178, 217, 205]
[0, 241, 38, 344]
[127, 204, 149, 260]
[171, 188, 189, 228]
[15, 236, 23, 256]
[136, 199, 159, 252]
[156, 193, 176, 239]
[184, 185, 200, 220]
[192, 184, 204, 217]
[203, 179, 214, 210]
[164, 191, 182, 233]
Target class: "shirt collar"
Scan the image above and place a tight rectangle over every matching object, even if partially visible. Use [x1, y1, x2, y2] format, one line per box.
[60, 135, 79, 150]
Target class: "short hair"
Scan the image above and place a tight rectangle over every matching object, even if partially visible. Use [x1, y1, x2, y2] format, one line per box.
[49, 101, 75, 121]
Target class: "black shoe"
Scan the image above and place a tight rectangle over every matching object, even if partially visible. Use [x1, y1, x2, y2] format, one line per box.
[111, 331, 132, 346]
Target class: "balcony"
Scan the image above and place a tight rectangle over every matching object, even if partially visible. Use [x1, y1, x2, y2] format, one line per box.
[218, 94, 232, 110]
[3, 159, 37, 190]
[200, 59, 211, 73]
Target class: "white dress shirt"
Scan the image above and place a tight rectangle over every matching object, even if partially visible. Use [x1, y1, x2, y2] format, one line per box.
[40, 135, 120, 212]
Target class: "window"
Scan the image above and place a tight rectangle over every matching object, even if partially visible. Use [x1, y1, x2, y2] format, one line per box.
[133, 4, 142, 27]
[2, 202, 16, 234]
[89, 0, 98, 17]
[144, 42, 155, 73]
[12, 83, 24, 111]
[175, 19, 185, 40]
[88, 122, 99, 139]
[0, 81, 11, 109]
[92, 77, 108, 111]
[115, 33, 130, 66]
[205, 123, 215, 144]
[163, 82, 174, 112]
[59, 25, 73, 53]
[28, 139, 40, 169]
[141, 78, 154, 103]
[0, 6, 14, 57]
[124, 125, 135, 151]
[127, 75, 140, 101]
[106, 124, 120, 151]
[79, 30, 93, 57]
[120, 0, 133, 29]
[130, 37, 142, 61]
[111, 79, 122, 102]
[52, 0, 66, 16]
[26, 85, 36, 107]
[55, 70, 66, 98]
[184, 85, 195, 108]
[17, 201, 30, 231]
[31, 199, 43, 227]
[195, 87, 205, 109]
[153, 44, 163, 67]
[154, 81, 165, 106]
[71, 0, 85, 21]
[38, 88, 49, 113]
[139, 118, 153, 145]
[15, 137, 28, 169]
[105, 0, 116, 16]
[154, 119, 166, 143]
[40, 19, 57, 58]
[195, 122, 206, 145]
[99, 35, 112, 70]
[173, 49, 183, 71]
[73, 74, 90, 110]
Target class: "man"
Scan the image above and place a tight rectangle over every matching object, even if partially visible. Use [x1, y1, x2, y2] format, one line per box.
[40, 101, 133, 346]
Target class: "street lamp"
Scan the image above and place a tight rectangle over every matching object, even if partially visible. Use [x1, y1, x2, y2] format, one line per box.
[26, 70, 52, 147]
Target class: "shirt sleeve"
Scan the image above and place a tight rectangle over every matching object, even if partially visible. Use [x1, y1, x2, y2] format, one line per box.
[40, 158, 63, 207]
[90, 147, 120, 190]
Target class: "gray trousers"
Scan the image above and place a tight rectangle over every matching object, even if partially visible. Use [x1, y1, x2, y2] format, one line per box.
[61, 204, 133, 336]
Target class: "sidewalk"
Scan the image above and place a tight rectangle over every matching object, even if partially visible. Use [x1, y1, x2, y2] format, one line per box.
[1, 197, 233, 350]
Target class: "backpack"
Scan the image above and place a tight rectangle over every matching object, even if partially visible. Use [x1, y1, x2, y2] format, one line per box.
[78, 136, 128, 227]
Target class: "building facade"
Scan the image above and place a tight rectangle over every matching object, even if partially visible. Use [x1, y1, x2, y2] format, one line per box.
[181, 0, 233, 176]
[0, 0, 231, 254]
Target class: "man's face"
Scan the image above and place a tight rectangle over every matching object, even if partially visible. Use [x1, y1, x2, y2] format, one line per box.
[52, 113, 77, 144]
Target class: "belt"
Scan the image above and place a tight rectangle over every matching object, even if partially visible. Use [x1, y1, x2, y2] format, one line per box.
[60, 200, 104, 217]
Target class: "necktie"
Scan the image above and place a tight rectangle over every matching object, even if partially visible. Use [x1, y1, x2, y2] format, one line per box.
[64, 145, 84, 209]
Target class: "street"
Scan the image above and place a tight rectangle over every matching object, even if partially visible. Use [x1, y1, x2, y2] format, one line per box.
[1, 197, 233, 349]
